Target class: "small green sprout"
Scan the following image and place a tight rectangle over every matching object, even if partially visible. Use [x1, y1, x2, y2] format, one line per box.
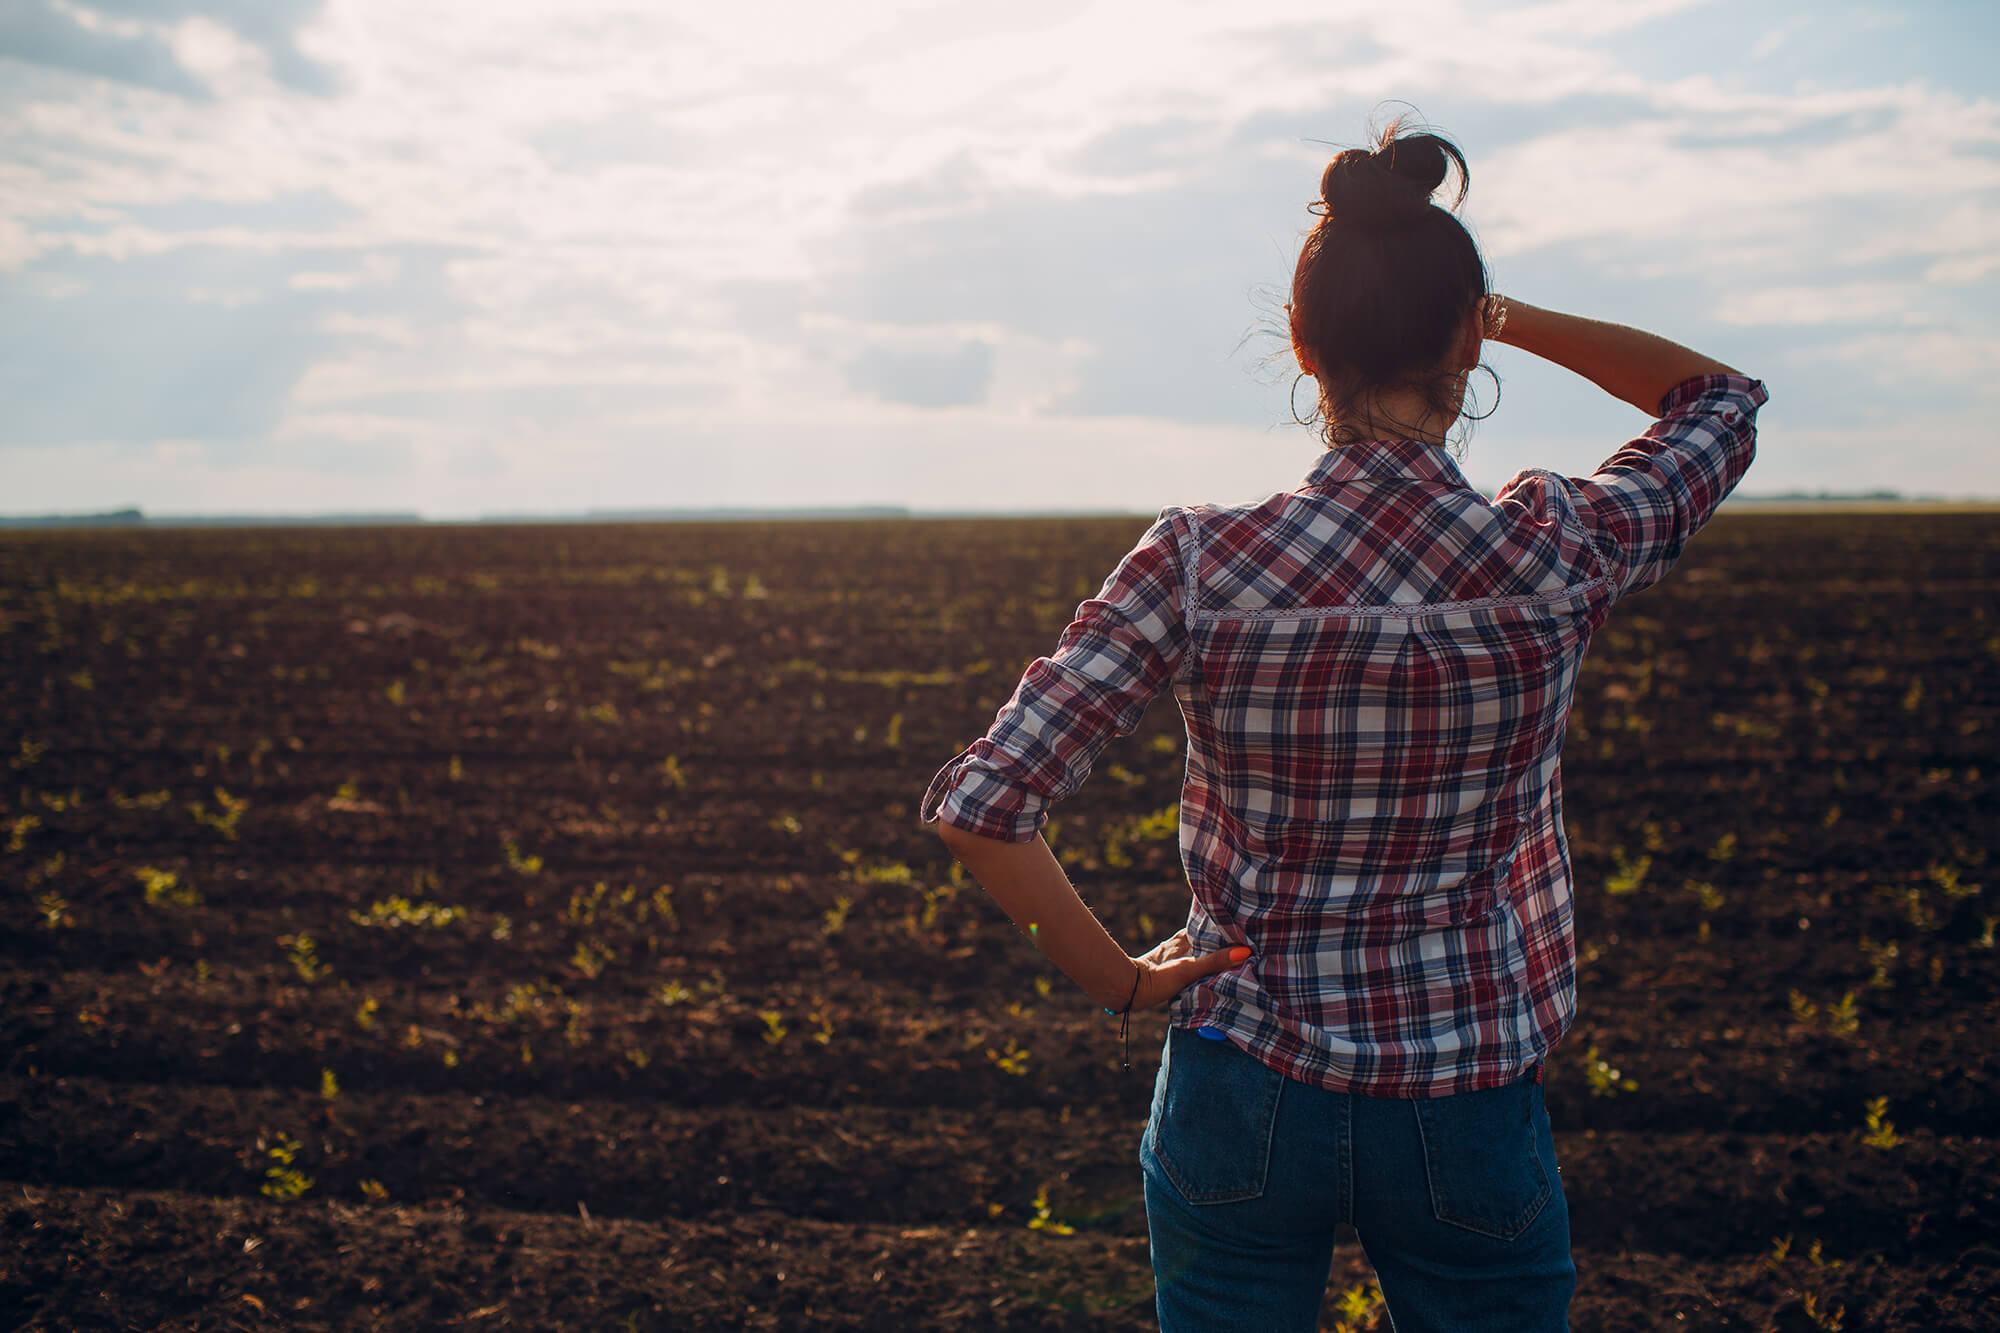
[1583, 1046, 1636, 1097]
[7, 814, 42, 854]
[278, 933, 326, 983]
[354, 996, 379, 1030]
[135, 866, 201, 908]
[570, 940, 614, 979]
[319, 1069, 339, 1101]
[359, 1179, 389, 1203]
[820, 895, 854, 937]
[655, 979, 693, 1007]
[350, 895, 464, 929]
[987, 1039, 1030, 1076]
[188, 788, 248, 841]
[1683, 879, 1724, 913]
[1026, 1184, 1074, 1236]
[1824, 990, 1860, 1037]
[1707, 832, 1737, 862]
[1862, 1096, 1902, 1149]
[1605, 850, 1651, 896]
[1928, 862, 1981, 900]
[758, 1010, 788, 1045]
[501, 837, 543, 876]
[35, 892, 72, 930]
[260, 1134, 314, 1202]
[1860, 938, 1899, 989]
[1802, 1292, 1845, 1331]
[1333, 1281, 1387, 1333]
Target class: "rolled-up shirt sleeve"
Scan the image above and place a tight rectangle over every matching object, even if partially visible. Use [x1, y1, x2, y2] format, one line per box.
[921, 511, 1190, 842]
[1571, 373, 1768, 599]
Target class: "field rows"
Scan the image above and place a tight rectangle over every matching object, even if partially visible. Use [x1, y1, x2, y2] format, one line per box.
[3, 513, 1997, 1329]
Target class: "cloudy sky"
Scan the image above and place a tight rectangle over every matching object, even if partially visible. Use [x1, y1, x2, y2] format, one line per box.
[3, 0, 1996, 517]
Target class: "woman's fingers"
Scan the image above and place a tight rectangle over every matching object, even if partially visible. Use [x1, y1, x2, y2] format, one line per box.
[1134, 943, 1253, 1009]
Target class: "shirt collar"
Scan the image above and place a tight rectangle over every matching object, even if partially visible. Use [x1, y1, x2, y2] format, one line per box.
[1301, 438, 1473, 491]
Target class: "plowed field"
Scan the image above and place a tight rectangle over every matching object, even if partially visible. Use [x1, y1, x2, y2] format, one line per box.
[2, 512, 1995, 1331]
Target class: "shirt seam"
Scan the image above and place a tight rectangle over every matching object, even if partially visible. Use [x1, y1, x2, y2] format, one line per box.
[1190, 576, 1613, 623]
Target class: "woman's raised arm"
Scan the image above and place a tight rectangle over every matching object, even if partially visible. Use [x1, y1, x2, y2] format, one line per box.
[1491, 297, 1740, 415]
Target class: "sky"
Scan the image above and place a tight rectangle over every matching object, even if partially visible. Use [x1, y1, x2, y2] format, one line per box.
[2, 0, 1997, 517]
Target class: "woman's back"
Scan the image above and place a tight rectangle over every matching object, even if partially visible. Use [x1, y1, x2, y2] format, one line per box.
[926, 115, 1766, 1332]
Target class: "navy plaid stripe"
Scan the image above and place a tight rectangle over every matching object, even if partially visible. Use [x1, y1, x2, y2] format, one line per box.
[925, 373, 1766, 1096]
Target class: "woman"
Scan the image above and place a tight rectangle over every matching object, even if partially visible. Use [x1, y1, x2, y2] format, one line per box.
[923, 120, 1765, 1332]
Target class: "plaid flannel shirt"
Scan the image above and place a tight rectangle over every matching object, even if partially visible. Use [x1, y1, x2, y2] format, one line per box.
[923, 374, 1767, 1096]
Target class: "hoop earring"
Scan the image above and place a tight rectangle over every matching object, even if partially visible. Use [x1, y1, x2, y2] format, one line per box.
[1289, 372, 1320, 428]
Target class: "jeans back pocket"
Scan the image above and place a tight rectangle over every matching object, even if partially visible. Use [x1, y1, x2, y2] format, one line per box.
[1411, 1077, 1552, 1240]
[1143, 1028, 1286, 1205]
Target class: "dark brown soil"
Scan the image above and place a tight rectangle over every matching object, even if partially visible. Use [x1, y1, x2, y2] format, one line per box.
[1, 511, 1995, 1331]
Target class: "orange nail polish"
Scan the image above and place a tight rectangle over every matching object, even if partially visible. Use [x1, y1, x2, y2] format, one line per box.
[1228, 946, 1252, 963]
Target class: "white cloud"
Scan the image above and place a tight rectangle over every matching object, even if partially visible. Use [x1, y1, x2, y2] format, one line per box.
[2, 0, 1998, 511]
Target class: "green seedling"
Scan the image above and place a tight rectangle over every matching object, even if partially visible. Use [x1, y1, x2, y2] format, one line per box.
[1928, 862, 1981, 900]
[1803, 1292, 1845, 1331]
[1707, 832, 1738, 862]
[278, 933, 326, 983]
[1860, 938, 1899, 989]
[1583, 1046, 1636, 1097]
[350, 895, 464, 929]
[1605, 850, 1651, 896]
[821, 895, 854, 937]
[35, 892, 72, 930]
[758, 1010, 788, 1044]
[7, 814, 41, 854]
[189, 788, 248, 841]
[354, 996, 379, 1030]
[1333, 1281, 1387, 1333]
[319, 1069, 339, 1101]
[1824, 990, 1860, 1037]
[501, 837, 543, 876]
[987, 1039, 1030, 1076]
[359, 1179, 389, 1203]
[1026, 1184, 1073, 1236]
[655, 979, 693, 1007]
[1684, 879, 1724, 913]
[1862, 1096, 1902, 1149]
[570, 939, 615, 979]
[260, 1134, 314, 1202]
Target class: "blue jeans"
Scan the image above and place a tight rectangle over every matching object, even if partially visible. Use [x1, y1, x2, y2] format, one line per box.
[1141, 1028, 1574, 1332]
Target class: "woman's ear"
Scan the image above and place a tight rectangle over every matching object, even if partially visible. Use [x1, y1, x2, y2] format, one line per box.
[1454, 302, 1484, 371]
[1288, 305, 1318, 379]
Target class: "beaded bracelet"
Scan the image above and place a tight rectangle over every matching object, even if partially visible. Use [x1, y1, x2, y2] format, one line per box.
[1103, 961, 1142, 1070]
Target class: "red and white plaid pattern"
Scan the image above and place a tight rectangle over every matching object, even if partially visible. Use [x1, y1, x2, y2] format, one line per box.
[925, 374, 1767, 1096]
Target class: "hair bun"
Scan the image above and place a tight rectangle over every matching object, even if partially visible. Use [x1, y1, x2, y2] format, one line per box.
[1317, 128, 1466, 224]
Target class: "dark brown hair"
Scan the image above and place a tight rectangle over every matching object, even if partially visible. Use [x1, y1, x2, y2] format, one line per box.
[1290, 117, 1491, 444]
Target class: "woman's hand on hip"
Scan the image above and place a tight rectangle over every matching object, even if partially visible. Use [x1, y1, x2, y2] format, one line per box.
[1127, 930, 1253, 1012]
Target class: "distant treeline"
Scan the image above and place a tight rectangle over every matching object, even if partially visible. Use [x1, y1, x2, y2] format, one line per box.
[13, 494, 1989, 529]
[0, 506, 913, 529]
